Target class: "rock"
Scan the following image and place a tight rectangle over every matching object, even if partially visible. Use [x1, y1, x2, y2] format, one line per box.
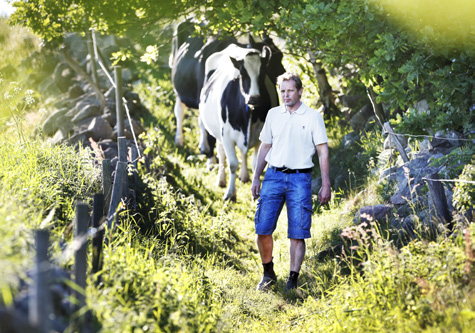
[343, 131, 360, 147]
[354, 204, 394, 224]
[53, 62, 74, 93]
[87, 116, 113, 141]
[42, 108, 70, 136]
[113, 118, 145, 141]
[72, 104, 101, 124]
[350, 104, 373, 131]
[379, 166, 398, 181]
[432, 130, 465, 149]
[418, 138, 433, 151]
[339, 94, 364, 109]
[415, 99, 429, 113]
[68, 84, 84, 99]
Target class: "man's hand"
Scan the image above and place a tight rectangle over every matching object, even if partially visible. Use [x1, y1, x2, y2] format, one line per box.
[318, 184, 331, 205]
[251, 178, 261, 200]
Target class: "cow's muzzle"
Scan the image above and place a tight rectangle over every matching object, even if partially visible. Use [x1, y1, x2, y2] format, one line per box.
[247, 95, 260, 106]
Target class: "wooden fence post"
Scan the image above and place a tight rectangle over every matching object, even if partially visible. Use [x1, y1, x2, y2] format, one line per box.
[29, 229, 51, 333]
[424, 173, 453, 231]
[106, 161, 127, 242]
[114, 66, 124, 137]
[86, 32, 99, 87]
[102, 159, 112, 217]
[73, 202, 89, 333]
[383, 122, 409, 163]
[117, 136, 129, 199]
[92, 193, 104, 277]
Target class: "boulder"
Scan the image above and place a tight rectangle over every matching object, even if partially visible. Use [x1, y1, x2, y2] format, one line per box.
[354, 204, 394, 224]
[431, 130, 465, 149]
[87, 116, 113, 141]
[68, 84, 84, 99]
[72, 104, 101, 124]
[350, 104, 373, 131]
[42, 108, 70, 136]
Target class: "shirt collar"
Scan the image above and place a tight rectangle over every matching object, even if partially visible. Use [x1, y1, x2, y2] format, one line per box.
[280, 102, 307, 114]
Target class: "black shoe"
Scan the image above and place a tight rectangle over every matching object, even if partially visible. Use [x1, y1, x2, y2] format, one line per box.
[256, 272, 277, 291]
[285, 271, 299, 291]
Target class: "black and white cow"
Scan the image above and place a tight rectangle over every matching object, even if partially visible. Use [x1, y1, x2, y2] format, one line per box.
[199, 44, 279, 200]
[170, 20, 285, 153]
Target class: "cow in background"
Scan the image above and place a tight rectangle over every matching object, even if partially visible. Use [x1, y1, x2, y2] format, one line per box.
[169, 20, 285, 154]
[199, 44, 279, 200]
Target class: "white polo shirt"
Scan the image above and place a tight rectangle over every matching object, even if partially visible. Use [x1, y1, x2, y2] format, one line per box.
[259, 102, 328, 169]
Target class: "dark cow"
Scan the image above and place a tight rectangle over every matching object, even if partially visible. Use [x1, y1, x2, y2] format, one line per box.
[170, 20, 285, 153]
[199, 44, 279, 200]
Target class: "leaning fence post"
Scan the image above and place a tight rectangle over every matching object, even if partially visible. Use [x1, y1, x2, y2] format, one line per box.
[114, 66, 124, 137]
[86, 32, 99, 87]
[73, 202, 89, 332]
[92, 193, 104, 278]
[383, 122, 409, 163]
[102, 159, 112, 216]
[29, 229, 51, 333]
[106, 161, 127, 243]
[424, 173, 453, 231]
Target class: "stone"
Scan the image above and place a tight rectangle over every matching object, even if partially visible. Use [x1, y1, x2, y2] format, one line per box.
[354, 204, 394, 224]
[432, 130, 465, 148]
[72, 104, 101, 124]
[87, 116, 113, 141]
[68, 84, 84, 99]
[42, 108, 70, 136]
[350, 104, 373, 131]
[339, 94, 364, 109]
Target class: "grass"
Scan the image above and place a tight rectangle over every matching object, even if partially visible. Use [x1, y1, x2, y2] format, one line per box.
[0, 25, 474, 332]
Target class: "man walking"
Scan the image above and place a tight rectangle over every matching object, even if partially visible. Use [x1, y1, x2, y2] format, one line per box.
[251, 72, 331, 291]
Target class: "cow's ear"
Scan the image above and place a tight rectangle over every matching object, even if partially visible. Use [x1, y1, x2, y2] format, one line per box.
[261, 45, 272, 62]
[230, 57, 242, 69]
[248, 34, 256, 48]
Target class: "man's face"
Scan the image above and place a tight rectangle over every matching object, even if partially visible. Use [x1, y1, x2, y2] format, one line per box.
[279, 79, 302, 109]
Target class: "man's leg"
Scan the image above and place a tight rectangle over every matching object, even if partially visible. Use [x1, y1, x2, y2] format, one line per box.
[287, 238, 306, 290]
[289, 238, 305, 272]
[256, 234, 277, 291]
[257, 234, 273, 263]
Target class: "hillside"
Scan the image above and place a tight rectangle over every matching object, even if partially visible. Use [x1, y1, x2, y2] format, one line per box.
[0, 17, 474, 332]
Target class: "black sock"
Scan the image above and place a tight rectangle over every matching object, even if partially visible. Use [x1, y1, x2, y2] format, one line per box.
[263, 260, 274, 273]
[288, 271, 299, 282]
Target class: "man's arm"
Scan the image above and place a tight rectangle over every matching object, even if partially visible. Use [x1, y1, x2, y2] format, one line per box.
[316, 143, 331, 205]
[251, 143, 272, 200]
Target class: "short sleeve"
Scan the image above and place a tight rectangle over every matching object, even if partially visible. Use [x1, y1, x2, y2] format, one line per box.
[312, 111, 328, 145]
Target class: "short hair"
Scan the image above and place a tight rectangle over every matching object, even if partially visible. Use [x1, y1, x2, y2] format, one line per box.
[277, 72, 303, 90]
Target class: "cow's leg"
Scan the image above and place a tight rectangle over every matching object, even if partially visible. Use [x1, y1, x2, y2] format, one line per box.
[239, 150, 250, 183]
[222, 138, 238, 201]
[216, 142, 227, 188]
[198, 118, 217, 169]
[174, 97, 186, 147]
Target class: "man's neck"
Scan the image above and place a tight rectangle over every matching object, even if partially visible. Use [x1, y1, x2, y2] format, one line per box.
[286, 101, 302, 114]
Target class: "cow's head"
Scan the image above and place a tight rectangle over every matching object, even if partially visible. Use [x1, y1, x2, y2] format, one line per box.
[249, 34, 286, 84]
[229, 47, 271, 107]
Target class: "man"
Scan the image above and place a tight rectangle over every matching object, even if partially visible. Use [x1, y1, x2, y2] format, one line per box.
[251, 72, 331, 291]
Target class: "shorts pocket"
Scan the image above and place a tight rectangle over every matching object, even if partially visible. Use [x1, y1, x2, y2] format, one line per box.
[301, 204, 312, 231]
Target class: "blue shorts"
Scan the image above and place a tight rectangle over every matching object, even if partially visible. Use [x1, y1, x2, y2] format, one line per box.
[254, 167, 313, 239]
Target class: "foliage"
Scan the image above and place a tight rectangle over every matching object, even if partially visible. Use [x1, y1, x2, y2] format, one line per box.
[453, 164, 475, 212]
